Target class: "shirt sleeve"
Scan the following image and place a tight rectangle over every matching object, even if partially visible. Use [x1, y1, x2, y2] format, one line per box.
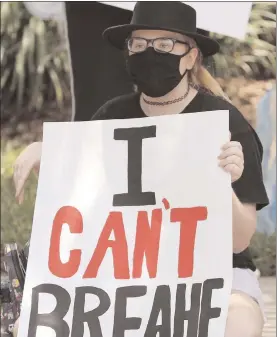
[90, 103, 108, 121]
[230, 108, 269, 210]
[90, 95, 124, 121]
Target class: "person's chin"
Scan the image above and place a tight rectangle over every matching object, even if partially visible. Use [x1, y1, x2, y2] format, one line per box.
[143, 90, 171, 99]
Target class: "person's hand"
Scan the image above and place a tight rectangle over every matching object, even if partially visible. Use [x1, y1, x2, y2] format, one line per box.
[13, 142, 42, 204]
[218, 133, 244, 183]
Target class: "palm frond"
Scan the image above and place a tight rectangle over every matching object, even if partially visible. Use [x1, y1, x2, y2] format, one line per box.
[1, 2, 70, 121]
[211, 3, 276, 79]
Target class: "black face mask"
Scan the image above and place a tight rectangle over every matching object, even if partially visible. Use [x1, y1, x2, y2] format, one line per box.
[126, 48, 188, 98]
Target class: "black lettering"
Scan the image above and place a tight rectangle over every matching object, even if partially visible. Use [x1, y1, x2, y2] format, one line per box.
[113, 286, 147, 336]
[198, 278, 224, 337]
[173, 283, 202, 337]
[145, 285, 171, 337]
[71, 286, 111, 337]
[113, 126, 156, 206]
[27, 283, 70, 337]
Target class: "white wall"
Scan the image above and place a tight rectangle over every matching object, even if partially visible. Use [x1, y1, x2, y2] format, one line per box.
[100, 1, 253, 40]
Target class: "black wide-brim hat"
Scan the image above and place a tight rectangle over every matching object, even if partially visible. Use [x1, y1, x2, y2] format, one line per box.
[103, 1, 220, 57]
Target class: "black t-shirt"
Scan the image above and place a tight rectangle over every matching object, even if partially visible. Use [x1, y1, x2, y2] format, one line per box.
[91, 90, 269, 271]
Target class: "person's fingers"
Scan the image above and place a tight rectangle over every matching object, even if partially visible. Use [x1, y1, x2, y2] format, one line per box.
[218, 146, 244, 160]
[221, 141, 242, 151]
[221, 162, 242, 173]
[219, 155, 244, 169]
[220, 163, 242, 182]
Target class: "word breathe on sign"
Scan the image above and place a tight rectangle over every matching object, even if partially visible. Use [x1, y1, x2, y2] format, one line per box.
[23, 123, 228, 337]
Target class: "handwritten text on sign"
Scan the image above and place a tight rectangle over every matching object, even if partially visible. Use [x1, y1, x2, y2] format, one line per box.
[18, 111, 232, 337]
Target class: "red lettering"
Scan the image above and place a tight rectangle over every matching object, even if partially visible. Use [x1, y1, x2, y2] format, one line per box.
[171, 207, 208, 278]
[48, 206, 83, 278]
[83, 212, 129, 279]
[133, 209, 162, 278]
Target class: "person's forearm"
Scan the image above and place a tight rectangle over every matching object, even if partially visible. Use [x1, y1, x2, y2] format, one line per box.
[232, 191, 256, 253]
[13, 318, 19, 337]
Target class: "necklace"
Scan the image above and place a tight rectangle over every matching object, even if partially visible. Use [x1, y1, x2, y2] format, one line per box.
[142, 85, 190, 106]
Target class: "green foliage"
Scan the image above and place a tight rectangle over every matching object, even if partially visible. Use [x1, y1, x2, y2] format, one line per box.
[250, 231, 276, 276]
[1, 143, 36, 246]
[211, 2, 276, 79]
[1, 2, 71, 121]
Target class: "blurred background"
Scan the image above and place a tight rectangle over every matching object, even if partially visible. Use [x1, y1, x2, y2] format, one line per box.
[0, 2, 276, 277]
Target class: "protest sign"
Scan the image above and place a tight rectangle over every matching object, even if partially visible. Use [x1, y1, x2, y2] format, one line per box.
[25, 2, 252, 40]
[18, 110, 232, 337]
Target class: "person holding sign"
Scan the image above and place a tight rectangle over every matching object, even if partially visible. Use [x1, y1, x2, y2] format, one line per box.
[13, 2, 269, 337]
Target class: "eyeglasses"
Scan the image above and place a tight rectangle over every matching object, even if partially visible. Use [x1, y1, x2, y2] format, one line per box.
[126, 37, 191, 55]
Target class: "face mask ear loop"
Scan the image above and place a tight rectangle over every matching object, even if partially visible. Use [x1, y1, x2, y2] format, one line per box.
[180, 68, 188, 80]
[179, 45, 193, 79]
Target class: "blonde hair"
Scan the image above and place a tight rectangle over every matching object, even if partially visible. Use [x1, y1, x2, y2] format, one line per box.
[185, 36, 231, 102]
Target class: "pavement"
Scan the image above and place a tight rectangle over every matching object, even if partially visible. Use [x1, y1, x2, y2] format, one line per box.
[260, 277, 276, 337]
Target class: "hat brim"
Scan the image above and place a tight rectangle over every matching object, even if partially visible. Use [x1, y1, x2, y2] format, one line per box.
[103, 24, 220, 57]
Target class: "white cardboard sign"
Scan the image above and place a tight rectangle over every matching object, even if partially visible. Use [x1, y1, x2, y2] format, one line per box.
[18, 110, 232, 337]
